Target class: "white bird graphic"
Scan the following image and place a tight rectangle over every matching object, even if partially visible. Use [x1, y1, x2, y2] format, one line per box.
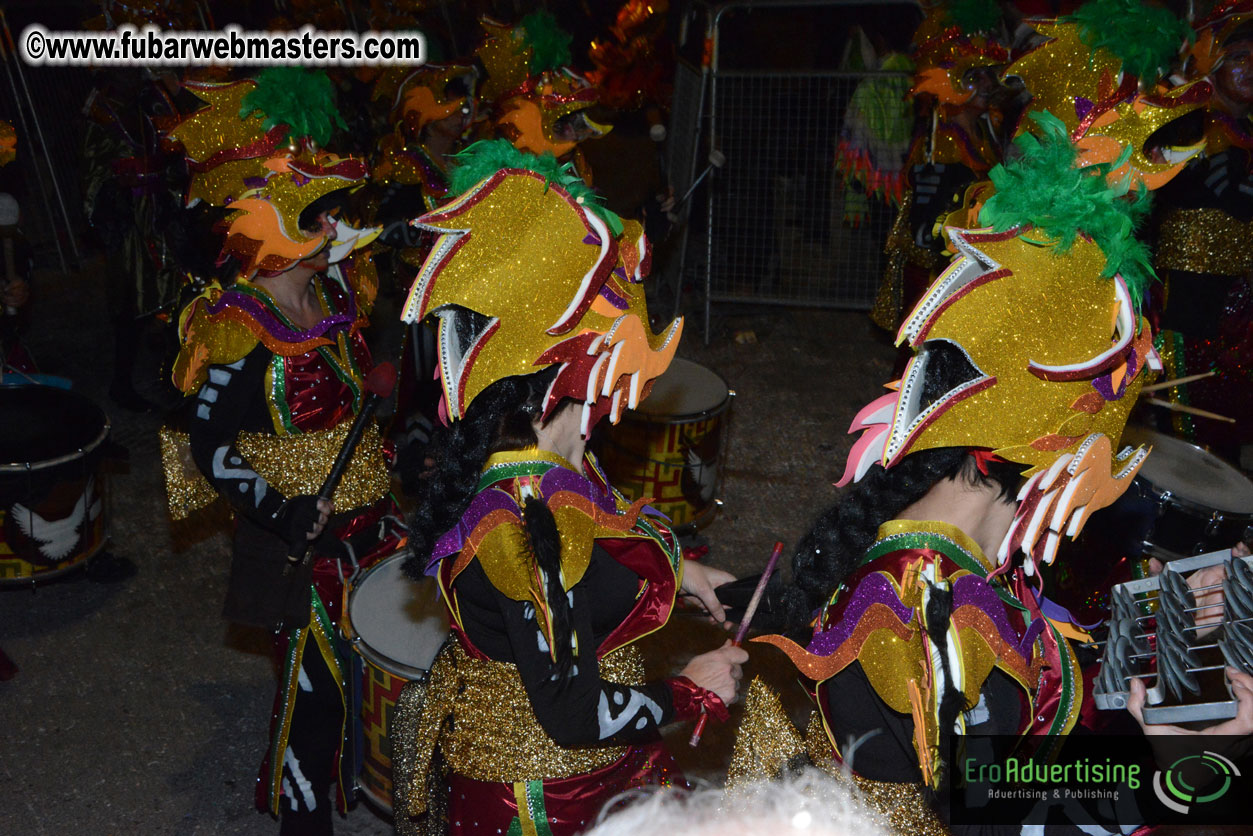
[11, 478, 99, 562]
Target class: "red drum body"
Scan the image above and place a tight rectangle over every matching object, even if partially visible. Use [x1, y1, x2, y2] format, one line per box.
[594, 358, 733, 532]
[342, 554, 450, 813]
[0, 385, 110, 584]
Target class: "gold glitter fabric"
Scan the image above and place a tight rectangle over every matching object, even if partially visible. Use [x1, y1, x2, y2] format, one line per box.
[1156, 208, 1253, 277]
[805, 714, 950, 836]
[726, 678, 806, 788]
[158, 426, 221, 520]
[392, 677, 448, 836]
[157, 423, 390, 520]
[397, 640, 646, 817]
[402, 167, 681, 428]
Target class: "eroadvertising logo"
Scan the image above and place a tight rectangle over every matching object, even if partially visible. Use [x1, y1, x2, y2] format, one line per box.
[1152, 751, 1241, 815]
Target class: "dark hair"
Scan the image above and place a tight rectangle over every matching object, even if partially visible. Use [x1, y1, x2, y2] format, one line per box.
[403, 368, 579, 677]
[781, 341, 1022, 634]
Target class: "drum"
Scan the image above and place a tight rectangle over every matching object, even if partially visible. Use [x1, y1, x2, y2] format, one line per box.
[0, 385, 110, 584]
[594, 358, 733, 531]
[342, 553, 450, 813]
[1116, 426, 1253, 560]
[1048, 426, 1253, 624]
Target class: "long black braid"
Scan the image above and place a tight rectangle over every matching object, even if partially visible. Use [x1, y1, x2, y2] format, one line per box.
[402, 368, 579, 677]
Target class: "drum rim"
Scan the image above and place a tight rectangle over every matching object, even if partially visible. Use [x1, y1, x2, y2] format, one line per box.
[628, 359, 734, 423]
[1125, 426, 1253, 516]
[0, 418, 110, 472]
[343, 552, 447, 678]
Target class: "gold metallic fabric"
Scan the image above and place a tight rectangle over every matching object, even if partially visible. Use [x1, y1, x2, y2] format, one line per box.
[727, 678, 806, 788]
[1156, 208, 1253, 277]
[158, 423, 390, 520]
[397, 641, 646, 818]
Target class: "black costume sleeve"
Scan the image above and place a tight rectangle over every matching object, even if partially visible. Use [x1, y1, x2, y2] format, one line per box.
[187, 343, 294, 534]
[456, 557, 676, 748]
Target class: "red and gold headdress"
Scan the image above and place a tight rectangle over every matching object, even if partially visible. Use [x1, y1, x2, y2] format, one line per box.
[1187, 0, 1253, 78]
[1005, 0, 1207, 189]
[476, 12, 611, 158]
[911, 0, 1009, 106]
[167, 68, 378, 278]
[838, 112, 1161, 572]
[401, 140, 681, 435]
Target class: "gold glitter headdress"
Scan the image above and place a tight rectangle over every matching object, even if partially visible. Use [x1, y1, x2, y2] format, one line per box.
[167, 69, 378, 278]
[1187, 0, 1253, 78]
[911, 1, 1009, 106]
[384, 63, 478, 137]
[837, 112, 1162, 571]
[401, 140, 681, 436]
[1004, 1, 1208, 189]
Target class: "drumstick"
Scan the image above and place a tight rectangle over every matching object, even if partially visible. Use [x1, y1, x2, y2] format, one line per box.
[688, 540, 784, 747]
[1143, 397, 1235, 424]
[1140, 370, 1217, 393]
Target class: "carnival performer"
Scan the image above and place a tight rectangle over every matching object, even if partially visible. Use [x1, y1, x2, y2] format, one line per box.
[731, 105, 1253, 834]
[161, 68, 406, 836]
[1150, 0, 1253, 465]
[390, 140, 746, 836]
[872, 0, 1011, 335]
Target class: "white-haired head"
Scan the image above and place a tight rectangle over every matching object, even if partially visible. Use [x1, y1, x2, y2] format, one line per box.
[585, 768, 887, 836]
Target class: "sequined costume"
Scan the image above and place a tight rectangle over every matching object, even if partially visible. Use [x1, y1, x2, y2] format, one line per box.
[1149, 1, 1253, 460]
[395, 448, 711, 835]
[171, 258, 406, 823]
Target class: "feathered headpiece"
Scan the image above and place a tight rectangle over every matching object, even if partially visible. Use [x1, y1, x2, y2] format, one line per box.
[837, 111, 1162, 572]
[167, 68, 378, 278]
[401, 140, 681, 435]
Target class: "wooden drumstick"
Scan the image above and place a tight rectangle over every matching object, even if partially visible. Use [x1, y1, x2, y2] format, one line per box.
[1140, 370, 1217, 393]
[1143, 397, 1235, 424]
[688, 540, 784, 747]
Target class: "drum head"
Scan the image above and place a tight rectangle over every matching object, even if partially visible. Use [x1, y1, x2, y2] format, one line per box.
[634, 358, 730, 420]
[0, 386, 108, 466]
[348, 555, 448, 673]
[1122, 426, 1253, 514]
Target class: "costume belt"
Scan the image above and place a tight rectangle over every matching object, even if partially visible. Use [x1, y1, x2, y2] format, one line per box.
[1156, 208, 1253, 277]
[159, 422, 390, 520]
[395, 641, 645, 818]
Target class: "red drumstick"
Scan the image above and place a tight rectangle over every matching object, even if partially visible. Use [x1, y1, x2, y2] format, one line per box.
[688, 540, 784, 747]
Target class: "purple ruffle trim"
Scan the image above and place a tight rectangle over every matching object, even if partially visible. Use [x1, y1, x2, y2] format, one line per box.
[206, 287, 356, 345]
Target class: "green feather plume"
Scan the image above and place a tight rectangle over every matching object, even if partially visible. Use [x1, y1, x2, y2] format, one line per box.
[944, 0, 1003, 35]
[240, 68, 346, 147]
[1063, 0, 1193, 82]
[977, 110, 1156, 312]
[517, 10, 574, 74]
[447, 139, 623, 237]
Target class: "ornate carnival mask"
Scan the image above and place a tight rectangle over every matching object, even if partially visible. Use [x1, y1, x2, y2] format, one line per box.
[401, 141, 681, 435]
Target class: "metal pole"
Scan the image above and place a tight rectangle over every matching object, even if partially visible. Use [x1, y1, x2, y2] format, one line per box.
[703, 4, 730, 345]
[0, 29, 67, 271]
[1, 10, 81, 265]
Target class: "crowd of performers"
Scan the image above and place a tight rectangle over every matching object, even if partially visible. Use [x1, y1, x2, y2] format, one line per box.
[77, 0, 1253, 833]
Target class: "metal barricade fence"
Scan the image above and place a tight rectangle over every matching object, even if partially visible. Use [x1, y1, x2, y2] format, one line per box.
[670, 0, 918, 341]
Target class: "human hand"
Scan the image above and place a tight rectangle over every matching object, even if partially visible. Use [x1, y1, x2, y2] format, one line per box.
[276, 495, 333, 553]
[681, 560, 736, 629]
[1128, 667, 1253, 766]
[680, 639, 749, 705]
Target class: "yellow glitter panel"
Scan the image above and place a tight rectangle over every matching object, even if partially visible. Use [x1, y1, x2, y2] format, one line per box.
[158, 422, 390, 518]
[1006, 22, 1204, 188]
[410, 170, 680, 419]
[158, 426, 221, 520]
[897, 230, 1144, 472]
[428, 641, 641, 783]
[726, 678, 806, 788]
[1156, 208, 1253, 276]
[168, 80, 268, 165]
[476, 19, 532, 104]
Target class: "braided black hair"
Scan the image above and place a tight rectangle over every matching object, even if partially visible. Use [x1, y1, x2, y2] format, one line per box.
[402, 367, 578, 676]
[780, 341, 1022, 636]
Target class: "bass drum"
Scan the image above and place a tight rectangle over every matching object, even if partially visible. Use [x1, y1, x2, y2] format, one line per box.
[0, 385, 110, 584]
[342, 553, 450, 813]
[594, 358, 733, 532]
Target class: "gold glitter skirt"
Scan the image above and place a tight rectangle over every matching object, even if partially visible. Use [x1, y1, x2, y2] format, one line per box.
[159, 422, 391, 520]
[393, 640, 646, 820]
[1156, 208, 1253, 277]
[728, 677, 949, 836]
